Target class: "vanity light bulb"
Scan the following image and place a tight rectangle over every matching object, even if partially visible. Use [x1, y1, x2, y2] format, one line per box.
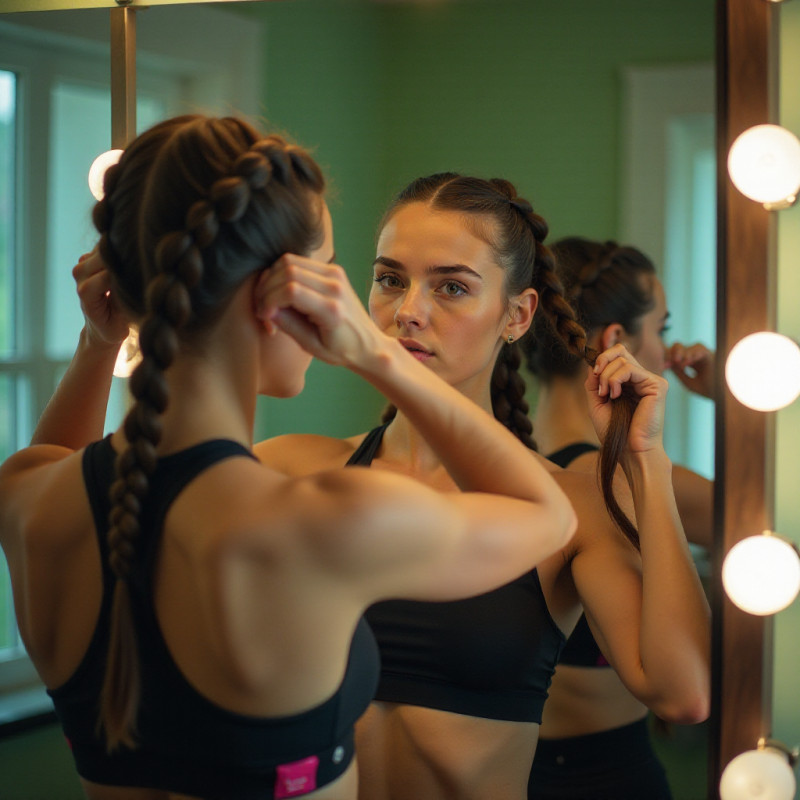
[727, 124, 800, 205]
[722, 532, 800, 615]
[113, 327, 142, 379]
[720, 747, 796, 800]
[88, 149, 124, 201]
[725, 332, 800, 411]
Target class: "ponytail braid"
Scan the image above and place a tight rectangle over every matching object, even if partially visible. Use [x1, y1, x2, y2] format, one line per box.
[95, 118, 326, 751]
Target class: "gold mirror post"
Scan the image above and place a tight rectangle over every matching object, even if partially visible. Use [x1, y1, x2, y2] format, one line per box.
[110, 4, 136, 149]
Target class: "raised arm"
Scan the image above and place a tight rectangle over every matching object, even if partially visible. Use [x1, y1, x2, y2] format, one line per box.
[571, 344, 710, 723]
[254, 254, 577, 598]
[31, 249, 129, 448]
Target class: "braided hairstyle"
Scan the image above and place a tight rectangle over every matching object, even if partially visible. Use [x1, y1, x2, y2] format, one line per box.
[379, 175, 639, 547]
[524, 237, 658, 549]
[91, 115, 325, 751]
[525, 237, 657, 380]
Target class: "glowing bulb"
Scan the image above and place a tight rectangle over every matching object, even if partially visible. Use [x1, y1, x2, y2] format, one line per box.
[727, 124, 800, 206]
[720, 747, 796, 800]
[722, 532, 800, 615]
[88, 149, 123, 201]
[725, 332, 800, 411]
[113, 327, 142, 379]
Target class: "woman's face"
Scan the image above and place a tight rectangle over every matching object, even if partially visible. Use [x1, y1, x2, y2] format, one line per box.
[629, 276, 669, 374]
[370, 203, 513, 399]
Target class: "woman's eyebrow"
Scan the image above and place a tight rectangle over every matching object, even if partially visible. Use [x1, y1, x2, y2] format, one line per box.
[373, 256, 483, 280]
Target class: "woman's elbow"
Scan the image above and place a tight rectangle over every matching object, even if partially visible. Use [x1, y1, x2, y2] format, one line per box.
[653, 686, 711, 725]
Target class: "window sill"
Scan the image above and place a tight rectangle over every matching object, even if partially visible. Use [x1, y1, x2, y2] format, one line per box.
[0, 685, 56, 739]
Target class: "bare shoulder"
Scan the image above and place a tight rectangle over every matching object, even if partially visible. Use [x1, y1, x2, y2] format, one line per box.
[0, 444, 86, 548]
[253, 432, 368, 477]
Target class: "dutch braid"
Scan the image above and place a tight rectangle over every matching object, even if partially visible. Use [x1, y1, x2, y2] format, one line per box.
[95, 118, 325, 751]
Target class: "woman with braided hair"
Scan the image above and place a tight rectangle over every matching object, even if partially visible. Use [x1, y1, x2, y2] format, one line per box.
[253, 173, 709, 800]
[525, 236, 714, 800]
[0, 118, 579, 800]
[34, 169, 709, 800]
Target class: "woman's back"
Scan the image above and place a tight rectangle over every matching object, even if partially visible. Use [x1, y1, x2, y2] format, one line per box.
[2, 433, 382, 799]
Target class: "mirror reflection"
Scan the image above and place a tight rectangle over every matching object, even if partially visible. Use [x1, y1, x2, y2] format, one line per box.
[0, 2, 716, 798]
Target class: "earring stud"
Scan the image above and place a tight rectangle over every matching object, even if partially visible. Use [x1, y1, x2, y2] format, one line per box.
[507, 334, 515, 344]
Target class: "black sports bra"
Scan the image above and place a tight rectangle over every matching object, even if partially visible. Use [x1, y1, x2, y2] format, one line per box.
[48, 435, 380, 799]
[349, 425, 566, 723]
[546, 442, 610, 669]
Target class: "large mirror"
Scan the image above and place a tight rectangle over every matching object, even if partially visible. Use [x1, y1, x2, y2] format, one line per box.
[0, 1, 718, 797]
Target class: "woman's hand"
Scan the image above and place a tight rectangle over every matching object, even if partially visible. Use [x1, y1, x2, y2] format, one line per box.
[585, 344, 669, 455]
[665, 341, 715, 399]
[73, 247, 131, 348]
[255, 253, 386, 370]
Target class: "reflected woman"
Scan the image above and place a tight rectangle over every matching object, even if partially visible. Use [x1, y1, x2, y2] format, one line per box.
[525, 236, 714, 800]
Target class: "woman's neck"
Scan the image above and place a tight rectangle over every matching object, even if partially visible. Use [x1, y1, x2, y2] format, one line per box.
[532, 375, 598, 457]
[380, 375, 494, 485]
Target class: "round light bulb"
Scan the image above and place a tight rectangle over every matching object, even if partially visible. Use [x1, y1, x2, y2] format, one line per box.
[88, 149, 124, 201]
[727, 124, 800, 205]
[113, 327, 142, 379]
[725, 332, 800, 411]
[722, 532, 800, 615]
[720, 747, 796, 800]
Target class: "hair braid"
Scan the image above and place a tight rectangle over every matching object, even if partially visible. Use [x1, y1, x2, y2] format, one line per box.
[96, 119, 326, 751]
[490, 341, 537, 450]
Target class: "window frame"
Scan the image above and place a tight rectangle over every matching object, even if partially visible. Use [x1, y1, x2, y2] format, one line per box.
[0, 3, 262, 720]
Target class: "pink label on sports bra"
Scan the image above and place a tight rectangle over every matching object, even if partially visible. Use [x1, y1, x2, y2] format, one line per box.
[274, 755, 319, 798]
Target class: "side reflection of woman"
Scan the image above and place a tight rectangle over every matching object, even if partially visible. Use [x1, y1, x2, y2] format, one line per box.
[43, 172, 710, 800]
[0, 119, 577, 800]
[525, 237, 714, 800]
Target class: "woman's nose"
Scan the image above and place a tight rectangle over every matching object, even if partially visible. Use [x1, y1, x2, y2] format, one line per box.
[394, 286, 428, 329]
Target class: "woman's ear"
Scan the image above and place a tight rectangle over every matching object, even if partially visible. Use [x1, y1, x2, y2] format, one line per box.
[599, 323, 625, 351]
[505, 288, 538, 342]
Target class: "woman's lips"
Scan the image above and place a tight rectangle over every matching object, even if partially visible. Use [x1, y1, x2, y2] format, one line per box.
[399, 338, 434, 362]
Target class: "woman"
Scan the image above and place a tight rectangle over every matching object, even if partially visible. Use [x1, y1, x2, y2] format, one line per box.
[525, 236, 714, 799]
[254, 175, 709, 800]
[43, 171, 709, 800]
[0, 118, 577, 800]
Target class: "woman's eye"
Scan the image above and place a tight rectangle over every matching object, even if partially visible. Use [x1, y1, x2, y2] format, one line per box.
[374, 273, 402, 289]
[441, 281, 467, 297]
[659, 325, 671, 339]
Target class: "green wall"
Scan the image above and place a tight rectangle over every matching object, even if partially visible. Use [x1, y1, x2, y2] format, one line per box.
[240, 0, 714, 442]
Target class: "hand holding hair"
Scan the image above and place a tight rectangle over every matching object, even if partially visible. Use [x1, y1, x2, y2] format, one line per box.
[73, 246, 132, 349]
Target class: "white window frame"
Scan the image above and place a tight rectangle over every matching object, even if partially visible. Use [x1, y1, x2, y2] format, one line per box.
[619, 63, 716, 479]
[0, 3, 262, 716]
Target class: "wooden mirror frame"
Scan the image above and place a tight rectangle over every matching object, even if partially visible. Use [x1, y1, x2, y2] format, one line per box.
[710, 0, 778, 795]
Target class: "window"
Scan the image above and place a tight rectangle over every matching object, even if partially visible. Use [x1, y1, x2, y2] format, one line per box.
[620, 63, 716, 479]
[0, 5, 261, 715]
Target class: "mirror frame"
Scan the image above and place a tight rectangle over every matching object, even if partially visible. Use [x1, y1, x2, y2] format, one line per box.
[710, 0, 778, 794]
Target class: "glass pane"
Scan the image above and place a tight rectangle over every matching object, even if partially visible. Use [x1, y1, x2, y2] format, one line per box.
[46, 83, 167, 360]
[0, 549, 20, 656]
[0, 372, 30, 462]
[0, 373, 29, 661]
[0, 70, 15, 359]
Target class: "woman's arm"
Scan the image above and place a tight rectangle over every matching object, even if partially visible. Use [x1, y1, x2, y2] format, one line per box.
[31, 250, 129, 448]
[570, 345, 710, 723]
